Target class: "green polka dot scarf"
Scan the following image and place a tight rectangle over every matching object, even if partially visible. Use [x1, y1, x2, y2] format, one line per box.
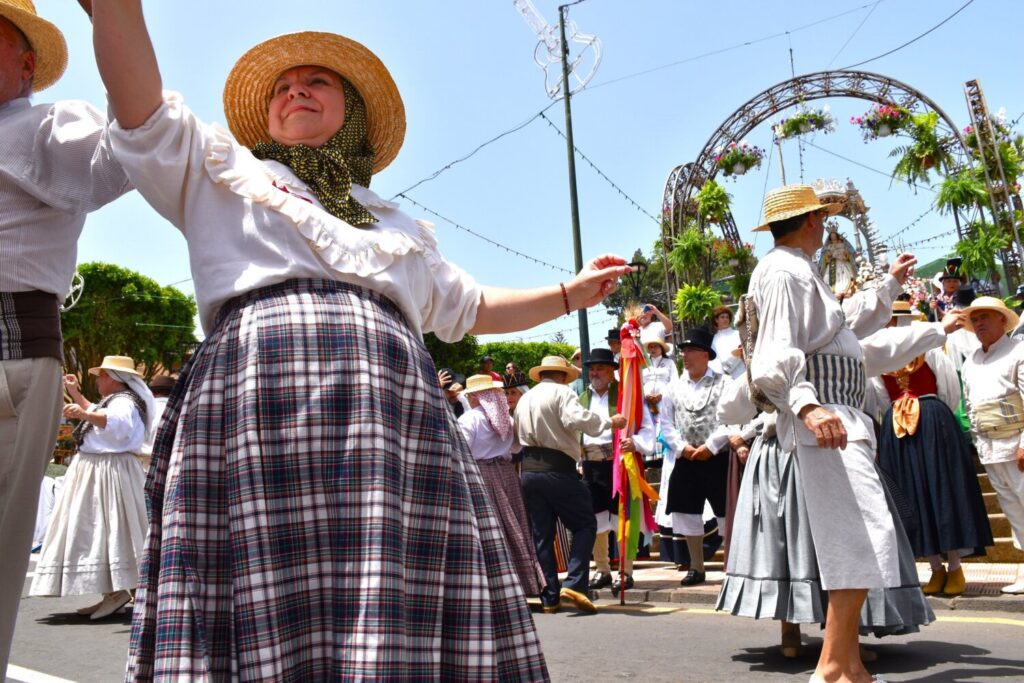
[253, 79, 377, 227]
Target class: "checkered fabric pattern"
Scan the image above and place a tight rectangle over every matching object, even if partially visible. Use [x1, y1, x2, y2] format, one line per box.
[125, 279, 549, 682]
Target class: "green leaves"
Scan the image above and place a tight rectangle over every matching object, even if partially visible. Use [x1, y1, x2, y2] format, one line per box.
[954, 221, 1010, 281]
[673, 283, 722, 327]
[935, 170, 990, 214]
[60, 262, 197, 397]
[695, 180, 732, 225]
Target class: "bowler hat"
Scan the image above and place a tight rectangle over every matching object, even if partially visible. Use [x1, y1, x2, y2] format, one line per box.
[678, 328, 717, 360]
[606, 329, 621, 343]
[584, 348, 619, 368]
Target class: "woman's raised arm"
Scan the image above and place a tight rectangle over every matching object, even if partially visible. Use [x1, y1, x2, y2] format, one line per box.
[85, 0, 163, 129]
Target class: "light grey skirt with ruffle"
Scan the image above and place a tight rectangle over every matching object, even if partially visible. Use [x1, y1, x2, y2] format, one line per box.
[715, 432, 934, 637]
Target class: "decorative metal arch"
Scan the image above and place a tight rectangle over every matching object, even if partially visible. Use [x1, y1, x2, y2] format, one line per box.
[661, 69, 970, 249]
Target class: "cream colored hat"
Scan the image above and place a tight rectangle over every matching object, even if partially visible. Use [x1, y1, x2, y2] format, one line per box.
[640, 325, 672, 355]
[223, 31, 405, 172]
[528, 355, 581, 383]
[753, 184, 842, 232]
[961, 296, 1021, 333]
[88, 355, 142, 378]
[0, 0, 67, 91]
[462, 374, 504, 395]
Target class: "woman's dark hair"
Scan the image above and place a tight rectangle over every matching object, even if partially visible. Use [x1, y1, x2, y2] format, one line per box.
[712, 305, 733, 322]
[769, 212, 811, 240]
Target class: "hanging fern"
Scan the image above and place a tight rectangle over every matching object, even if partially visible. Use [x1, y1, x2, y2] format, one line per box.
[668, 225, 712, 283]
[673, 283, 722, 328]
[955, 221, 1009, 281]
[935, 170, 989, 214]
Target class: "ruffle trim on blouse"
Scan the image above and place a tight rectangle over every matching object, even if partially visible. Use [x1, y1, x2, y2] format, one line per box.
[202, 119, 438, 278]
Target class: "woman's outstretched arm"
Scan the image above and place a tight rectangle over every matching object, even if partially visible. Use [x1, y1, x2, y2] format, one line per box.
[83, 0, 163, 129]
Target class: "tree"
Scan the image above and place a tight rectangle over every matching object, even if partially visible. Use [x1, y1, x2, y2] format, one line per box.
[477, 341, 576, 379]
[423, 332, 480, 380]
[550, 330, 567, 344]
[61, 262, 197, 396]
[602, 247, 671, 320]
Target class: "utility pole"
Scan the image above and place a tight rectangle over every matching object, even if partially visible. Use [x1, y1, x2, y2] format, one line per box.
[558, 4, 589, 379]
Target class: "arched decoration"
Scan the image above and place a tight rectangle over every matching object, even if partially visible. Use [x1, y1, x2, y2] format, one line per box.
[661, 69, 971, 248]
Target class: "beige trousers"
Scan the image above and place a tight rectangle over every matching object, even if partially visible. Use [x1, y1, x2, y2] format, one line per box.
[592, 530, 634, 575]
[0, 358, 62, 677]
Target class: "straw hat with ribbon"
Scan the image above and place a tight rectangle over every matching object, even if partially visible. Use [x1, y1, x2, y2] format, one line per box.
[222, 31, 405, 173]
[88, 355, 142, 378]
[528, 355, 581, 383]
[0, 0, 67, 91]
[752, 184, 842, 232]
[961, 296, 1021, 333]
[462, 374, 504, 395]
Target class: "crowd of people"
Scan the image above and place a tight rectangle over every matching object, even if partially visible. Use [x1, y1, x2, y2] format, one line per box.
[2, 2, 1024, 683]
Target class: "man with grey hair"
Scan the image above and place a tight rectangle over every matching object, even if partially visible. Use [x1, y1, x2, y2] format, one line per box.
[0, 2, 130, 673]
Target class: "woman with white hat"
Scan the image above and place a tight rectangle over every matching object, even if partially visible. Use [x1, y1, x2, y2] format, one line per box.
[85, 1, 632, 678]
[458, 375, 545, 599]
[30, 356, 154, 620]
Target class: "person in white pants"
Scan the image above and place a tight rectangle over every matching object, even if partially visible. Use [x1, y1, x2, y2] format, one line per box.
[960, 296, 1024, 595]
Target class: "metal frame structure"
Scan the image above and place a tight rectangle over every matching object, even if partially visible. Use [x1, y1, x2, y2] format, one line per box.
[659, 69, 975, 305]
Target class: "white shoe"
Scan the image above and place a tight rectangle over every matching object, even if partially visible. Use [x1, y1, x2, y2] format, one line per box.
[90, 591, 132, 620]
[75, 598, 106, 616]
[1001, 580, 1024, 595]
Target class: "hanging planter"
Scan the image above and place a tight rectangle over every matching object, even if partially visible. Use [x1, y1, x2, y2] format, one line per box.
[889, 112, 952, 187]
[715, 141, 765, 179]
[695, 179, 732, 224]
[773, 106, 835, 141]
[851, 103, 909, 142]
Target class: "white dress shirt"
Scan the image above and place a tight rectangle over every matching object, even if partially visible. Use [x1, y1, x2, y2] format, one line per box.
[963, 334, 1024, 465]
[580, 383, 657, 454]
[79, 395, 146, 455]
[458, 407, 513, 461]
[109, 93, 480, 338]
[710, 328, 744, 379]
[660, 367, 732, 456]
[642, 356, 678, 398]
[0, 98, 130, 298]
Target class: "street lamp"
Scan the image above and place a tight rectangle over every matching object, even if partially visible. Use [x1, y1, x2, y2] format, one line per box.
[625, 261, 648, 301]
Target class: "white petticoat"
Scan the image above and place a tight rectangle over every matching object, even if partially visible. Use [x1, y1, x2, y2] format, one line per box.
[30, 451, 147, 596]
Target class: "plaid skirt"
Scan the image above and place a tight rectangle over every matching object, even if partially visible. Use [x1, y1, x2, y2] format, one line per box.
[476, 458, 546, 597]
[125, 279, 549, 682]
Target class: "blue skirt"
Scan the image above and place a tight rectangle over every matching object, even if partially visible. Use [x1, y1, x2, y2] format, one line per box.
[879, 397, 993, 558]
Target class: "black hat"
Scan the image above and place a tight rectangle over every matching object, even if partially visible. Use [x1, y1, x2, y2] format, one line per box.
[585, 347, 619, 368]
[678, 327, 717, 360]
[606, 329, 620, 343]
[954, 286, 976, 309]
[939, 257, 963, 281]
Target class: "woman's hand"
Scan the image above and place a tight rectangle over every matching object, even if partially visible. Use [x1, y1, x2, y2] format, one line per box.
[63, 374, 80, 392]
[63, 403, 86, 420]
[565, 255, 634, 310]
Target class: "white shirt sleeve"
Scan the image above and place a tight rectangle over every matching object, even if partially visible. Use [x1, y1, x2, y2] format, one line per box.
[860, 322, 947, 376]
[658, 385, 684, 455]
[926, 347, 961, 412]
[630, 402, 656, 455]
[842, 274, 903, 339]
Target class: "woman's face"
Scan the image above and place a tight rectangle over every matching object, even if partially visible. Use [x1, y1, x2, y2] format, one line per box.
[96, 370, 124, 398]
[715, 312, 731, 330]
[267, 66, 347, 148]
[646, 343, 662, 358]
[505, 388, 521, 413]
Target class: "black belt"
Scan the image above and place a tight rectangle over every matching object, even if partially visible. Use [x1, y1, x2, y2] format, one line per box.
[521, 446, 577, 475]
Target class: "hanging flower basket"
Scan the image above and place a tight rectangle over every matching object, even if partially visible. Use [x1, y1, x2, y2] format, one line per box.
[773, 106, 836, 141]
[851, 104, 909, 141]
[716, 141, 765, 178]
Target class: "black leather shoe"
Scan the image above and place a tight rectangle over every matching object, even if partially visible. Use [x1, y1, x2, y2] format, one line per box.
[680, 570, 706, 586]
[589, 571, 612, 590]
[611, 574, 634, 596]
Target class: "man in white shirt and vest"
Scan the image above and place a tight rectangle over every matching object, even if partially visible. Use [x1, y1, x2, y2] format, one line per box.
[578, 347, 655, 595]
[515, 355, 626, 613]
[961, 296, 1024, 594]
[0, 3, 130, 673]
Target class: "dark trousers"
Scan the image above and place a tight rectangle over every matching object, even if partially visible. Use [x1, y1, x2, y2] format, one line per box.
[521, 471, 597, 606]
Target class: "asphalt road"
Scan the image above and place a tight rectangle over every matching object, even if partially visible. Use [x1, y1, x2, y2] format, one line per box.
[7, 559, 1024, 682]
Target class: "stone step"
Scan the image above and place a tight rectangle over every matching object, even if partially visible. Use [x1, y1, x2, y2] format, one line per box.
[978, 472, 993, 494]
[965, 537, 1024, 563]
[984, 491, 1004, 515]
[989, 513, 1012, 538]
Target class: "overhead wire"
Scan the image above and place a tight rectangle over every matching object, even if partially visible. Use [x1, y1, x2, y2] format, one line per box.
[801, 139, 937, 193]
[837, 0, 976, 70]
[396, 193, 574, 274]
[826, 0, 882, 67]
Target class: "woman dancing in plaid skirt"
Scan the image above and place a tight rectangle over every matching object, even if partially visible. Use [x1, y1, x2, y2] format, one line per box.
[83, 2, 632, 680]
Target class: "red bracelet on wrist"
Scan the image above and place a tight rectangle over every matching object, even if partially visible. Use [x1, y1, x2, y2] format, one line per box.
[559, 283, 571, 316]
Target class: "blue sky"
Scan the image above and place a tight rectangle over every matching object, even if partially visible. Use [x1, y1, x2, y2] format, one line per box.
[38, 0, 1023, 347]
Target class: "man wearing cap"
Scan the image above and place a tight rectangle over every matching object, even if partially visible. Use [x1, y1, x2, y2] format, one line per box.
[961, 297, 1024, 594]
[746, 184, 920, 682]
[658, 327, 751, 587]
[0, 2, 130, 672]
[578, 347, 655, 594]
[480, 355, 502, 382]
[516, 355, 626, 613]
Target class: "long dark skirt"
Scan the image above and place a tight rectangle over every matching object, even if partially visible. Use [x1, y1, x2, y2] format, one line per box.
[879, 397, 993, 558]
[125, 280, 549, 682]
[717, 432, 934, 637]
[477, 458, 546, 596]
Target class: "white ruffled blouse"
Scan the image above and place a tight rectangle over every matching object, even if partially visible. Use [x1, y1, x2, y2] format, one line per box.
[109, 92, 480, 338]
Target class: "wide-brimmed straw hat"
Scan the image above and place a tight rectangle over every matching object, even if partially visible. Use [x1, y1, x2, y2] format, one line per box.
[0, 0, 67, 91]
[223, 31, 406, 172]
[88, 355, 142, 378]
[753, 184, 842, 233]
[528, 355, 581, 383]
[961, 296, 1020, 333]
[640, 326, 672, 356]
[891, 300, 919, 317]
[462, 374, 504, 395]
